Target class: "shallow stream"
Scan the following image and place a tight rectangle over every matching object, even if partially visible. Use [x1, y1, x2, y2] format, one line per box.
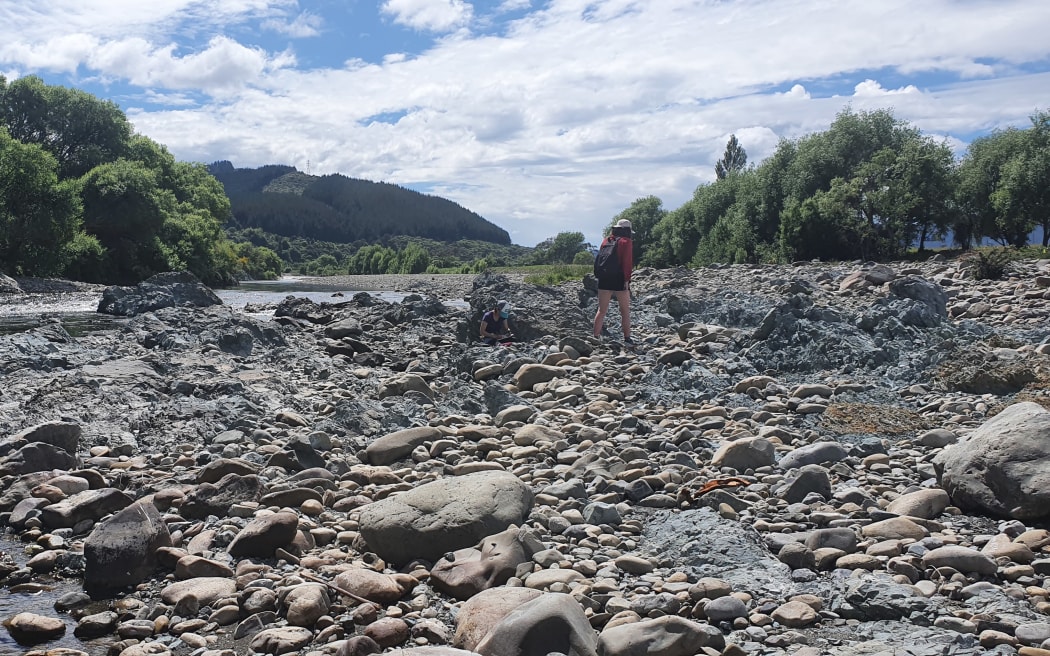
[0, 532, 111, 655]
[0, 278, 419, 336]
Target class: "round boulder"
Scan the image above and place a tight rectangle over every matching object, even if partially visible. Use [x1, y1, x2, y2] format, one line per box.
[934, 402, 1050, 520]
[358, 470, 534, 565]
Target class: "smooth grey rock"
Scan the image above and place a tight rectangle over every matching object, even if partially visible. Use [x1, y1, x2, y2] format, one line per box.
[934, 402, 1050, 520]
[365, 426, 442, 465]
[778, 442, 848, 470]
[359, 470, 533, 565]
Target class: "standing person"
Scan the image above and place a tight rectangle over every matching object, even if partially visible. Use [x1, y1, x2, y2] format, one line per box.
[480, 299, 513, 345]
[592, 218, 634, 345]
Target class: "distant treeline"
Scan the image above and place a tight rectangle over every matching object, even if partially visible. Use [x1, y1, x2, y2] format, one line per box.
[610, 107, 1050, 268]
[210, 162, 512, 245]
[0, 76, 282, 285]
[229, 227, 532, 275]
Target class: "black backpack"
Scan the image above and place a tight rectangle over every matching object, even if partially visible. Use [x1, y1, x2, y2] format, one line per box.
[593, 238, 620, 278]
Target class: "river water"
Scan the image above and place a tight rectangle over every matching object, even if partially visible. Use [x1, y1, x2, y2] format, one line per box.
[0, 278, 425, 336]
[0, 532, 112, 655]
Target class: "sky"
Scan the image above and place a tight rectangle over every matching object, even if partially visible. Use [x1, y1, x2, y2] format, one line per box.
[1, 1, 1049, 247]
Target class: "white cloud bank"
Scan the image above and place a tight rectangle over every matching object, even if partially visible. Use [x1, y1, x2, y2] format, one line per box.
[2, 0, 1050, 245]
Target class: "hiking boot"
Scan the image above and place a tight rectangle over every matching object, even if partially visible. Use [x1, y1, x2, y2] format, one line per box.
[624, 336, 636, 346]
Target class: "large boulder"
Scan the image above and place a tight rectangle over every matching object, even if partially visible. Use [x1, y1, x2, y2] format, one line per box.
[84, 501, 172, 596]
[934, 402, 1050, 520]
[227, 511, 300, 557]
[359, 471, 534, 565]
[98, 271, 222, 316]
[181, 473, 264, 519]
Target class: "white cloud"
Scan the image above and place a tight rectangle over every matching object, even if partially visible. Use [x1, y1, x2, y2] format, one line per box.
[853, 80, 920, 98]
[5, 0, 1050, 245]
[264, 11, 323, 38]
[380, 0, 474, 32]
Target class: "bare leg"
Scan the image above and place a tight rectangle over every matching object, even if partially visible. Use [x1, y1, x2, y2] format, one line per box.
[593, 289, 612, 337]
[614, 289, 631, 340]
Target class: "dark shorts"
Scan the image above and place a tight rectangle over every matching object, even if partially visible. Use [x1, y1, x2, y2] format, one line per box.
[597, 275, 626, 292]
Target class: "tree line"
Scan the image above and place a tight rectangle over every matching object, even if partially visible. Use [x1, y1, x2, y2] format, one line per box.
[209, 162, 512, 246]
[0, 76, 282, 285]
[611, 108, 1050, 268]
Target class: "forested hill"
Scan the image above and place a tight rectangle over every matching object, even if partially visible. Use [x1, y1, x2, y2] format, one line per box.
[208, 162, 511, 245]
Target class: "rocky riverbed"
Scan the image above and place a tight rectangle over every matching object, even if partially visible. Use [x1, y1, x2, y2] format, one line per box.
[2, 258, 1050, 656]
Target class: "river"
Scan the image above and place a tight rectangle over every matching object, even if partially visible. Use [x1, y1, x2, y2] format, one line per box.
[0, 278, 437, 336]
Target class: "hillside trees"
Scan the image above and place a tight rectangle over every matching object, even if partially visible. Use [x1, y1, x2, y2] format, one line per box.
[641, 106, 1041, 266]
[0, 77, 277, 284]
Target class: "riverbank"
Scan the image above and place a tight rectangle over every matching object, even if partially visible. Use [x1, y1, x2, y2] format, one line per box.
[2, 260, 1050, 655]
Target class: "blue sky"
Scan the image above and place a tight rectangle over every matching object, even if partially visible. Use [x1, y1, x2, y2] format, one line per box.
[2, 0, 1049, 246]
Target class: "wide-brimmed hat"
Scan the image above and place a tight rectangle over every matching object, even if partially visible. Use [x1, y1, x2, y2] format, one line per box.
[615, 218, 632, 230]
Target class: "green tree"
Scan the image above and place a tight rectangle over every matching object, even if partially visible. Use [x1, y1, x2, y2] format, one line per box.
[715, 134, 748, 179]
[956, 127, 1030, 247]
[0, 128, 82, 276]
[532, 231, 587, 264]
[0, 75, 131, 179]
[611, 195, 665, 266]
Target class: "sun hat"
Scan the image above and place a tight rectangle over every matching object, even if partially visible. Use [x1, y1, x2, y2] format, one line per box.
[496, 299, 510, 311]
[615, 218, 632, 230]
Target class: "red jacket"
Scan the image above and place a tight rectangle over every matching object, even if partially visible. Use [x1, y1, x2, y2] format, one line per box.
[601, 235, 633, 283]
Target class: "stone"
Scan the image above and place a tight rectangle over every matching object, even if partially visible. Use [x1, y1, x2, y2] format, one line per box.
[365, 426, 442, 465]
[712, 437, 775, 471]
[703, 595, 748, 622]
[333, 568, 415, 604]
[98, 271, 222, 316]
[364, 617, 411, 648]
[182, 473, 264, 519]
[771, 601, 819, 628]
[431, 526, 541, 600]
[597, 615, 721, 656]
[860, 516, 929, 541]
[41, 488, 134, 529]
[359, 470, 533, 564]
[473, 593, 598, 656]
[249, 626, 313, 655]
[934, 402, 1050, 520]
[452, 587, 543, 651]
[884, 489, 950, 519]
[12, 420, 82, 454]
[922, 545, 998, 575]
[778, 442, 848, 469]
[378, 373, 434, 400]
[227, 511, 299, 557]
[160, 577, 237, 607]
[282, 583, 329, 627]
[84, 500, 173, 595]
[513, 364, 564, 391]
[4, 612, 66, 645]
[775, 464, 831, 503]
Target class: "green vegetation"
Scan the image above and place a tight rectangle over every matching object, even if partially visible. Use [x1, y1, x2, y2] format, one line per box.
[635, 107, 1050, 268]
[519, 264, 593, 286]
[0, 76, 281, 285]
[210, 162, 511, 245]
